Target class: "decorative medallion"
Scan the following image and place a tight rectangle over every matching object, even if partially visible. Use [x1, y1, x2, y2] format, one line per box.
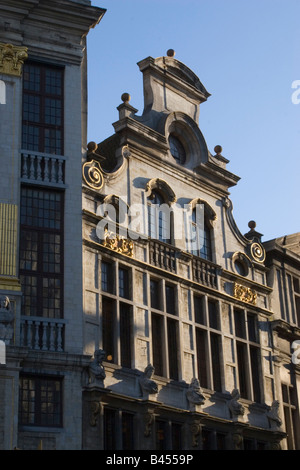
[82, 160, 104, 190]
[103, 229, 133, 257]
[234, 283, 257, 305]
[0, 43, 28, 77]
[250, 242, 265, 263]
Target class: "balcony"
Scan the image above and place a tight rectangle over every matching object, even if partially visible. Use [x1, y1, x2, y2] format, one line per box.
[20, 316, 66, 352]
[21, 150, 66, 187]
[149, 240, 177, 273]
[192, 257, 218, 289]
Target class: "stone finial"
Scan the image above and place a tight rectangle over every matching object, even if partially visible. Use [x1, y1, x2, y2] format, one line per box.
[228, 389, 245, 420]
[186, 378, 205, 409]
[0, 295, 14, 344]
[167, 49, 175, 57]
[267, 400, 282, 430]
[121, 92, 131, 103]
[214, 145, 223, 156]
[139, 364, 158, 396]
[248, 220, 256, 231]
[88, 349, 106, 387]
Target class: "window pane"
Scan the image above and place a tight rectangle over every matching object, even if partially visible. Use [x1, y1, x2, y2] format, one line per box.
[102, 297, 115, 363]
[234, 309, 246, 338]
[120, 303, 132, 368]
[196, 328, 208, 388]
[165, 284, 176, 314]
[152, 313, 164, 376]
[122, 412, 134, 450]
[208, 300, 219, 330]
[101, 261, 114, 293]
[236, 342, 248, 399]
[211, 333, 222, 391]
[119, 267, 130, 299]
[104, 409, 116, 450]
[150, 279, 160, 310]
[194, 295, 205, 325]
[167, 318, 178, 380]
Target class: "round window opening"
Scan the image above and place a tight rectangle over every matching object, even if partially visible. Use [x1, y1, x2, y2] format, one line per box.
[234, 259, 247, 277]
[169, 134, 186, 164]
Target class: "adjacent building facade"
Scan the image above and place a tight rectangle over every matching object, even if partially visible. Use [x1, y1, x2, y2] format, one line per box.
[0, 2, 299, 451]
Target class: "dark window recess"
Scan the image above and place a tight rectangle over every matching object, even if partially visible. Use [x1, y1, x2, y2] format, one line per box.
[19, 187, 63, 318]
[169, 134, 186, 164]
[156, 420, 166, 450]
[167, 318, 179, 380]
[122, 412, 134, 450]
[196, 328, 208, 388]
[104, 408, 116, 450]
[101, 261, 114, 293]
[150, 279, 160, 310]
[165, 284, 176, 314]
[247, 314, 258, 342]
[250, 346, 261, 402]
[120, 303, 132, 368]
[19, 375, 62, 427]
[234, 309, 246, 339]
[22, 63, 64, 154]
[208, 300, 219, 330]
[102, 297, 115, 363]
[151, 313, 164, 376]
[194, 295, 205, 325]
[171, 423, 182, 450]
[236, 342, 248, 399]
[211, 333, 222, 392]
[119, 267, 130, 299]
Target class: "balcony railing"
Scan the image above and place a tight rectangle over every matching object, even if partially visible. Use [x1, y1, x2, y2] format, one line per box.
[20, 316, 65, 352]
[192, 257, 218, 289]
[21, 150, 66, 186]
[149, 240, 177, 273]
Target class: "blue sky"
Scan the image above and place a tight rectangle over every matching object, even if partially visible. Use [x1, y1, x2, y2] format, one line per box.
[87, 0, 300, 242]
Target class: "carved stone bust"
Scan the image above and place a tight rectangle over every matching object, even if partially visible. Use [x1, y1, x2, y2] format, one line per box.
[88, 349, 106, 387]
[139, 364, 158, 396]
[186, 378, 205, 408]
[267, 400, 282, 429]
[228, 388, 245, 420]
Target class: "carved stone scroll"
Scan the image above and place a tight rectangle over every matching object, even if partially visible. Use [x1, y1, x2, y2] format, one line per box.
[0, 43, 28, 77]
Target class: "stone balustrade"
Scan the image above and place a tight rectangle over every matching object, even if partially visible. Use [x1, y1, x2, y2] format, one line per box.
[21, 150, 66, 186]
[20, 316, 65, 352]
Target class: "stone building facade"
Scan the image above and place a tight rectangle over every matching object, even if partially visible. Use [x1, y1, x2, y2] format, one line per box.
[0, 1, 299, 451]
[0, 0, 105, 450]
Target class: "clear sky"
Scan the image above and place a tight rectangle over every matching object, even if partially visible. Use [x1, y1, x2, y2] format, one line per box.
[87, 0, 300, 243]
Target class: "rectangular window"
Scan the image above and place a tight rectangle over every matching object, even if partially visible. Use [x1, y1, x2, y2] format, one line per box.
[171, 423, 182, 450]
[234, 308, 246, 338]
[211, 333, 222, 392]
[101, 261, 114, 293]
[167, 318, 178, 380]
[250, 346, 261, 402]
[119, 267, 130, 299]
[194, 295, 205, 325]
[208, 300, 219, 330]
[282, 383, 298, 450]
[19, 187, 64, 318]
[19, 375, 62, 427]
[102, 297, 115, 363]
[151, 313, 164, 376]
[236, 342, 248, 399]
[150, 279, 160, 310]
[155, 420, 166, 450]
[120, 303, 132, 368]
[165, 284, 176, 315]
[122, 412, 134, 450]
[22, 63, 64, 154]
[196, 328, 208, 388]
[104, 408, 116, 450]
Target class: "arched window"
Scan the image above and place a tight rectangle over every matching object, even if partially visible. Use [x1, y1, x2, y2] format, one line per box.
[147, 191, 171, 243]
[189, 209, 212, 261]
[169, 134, 186, 164]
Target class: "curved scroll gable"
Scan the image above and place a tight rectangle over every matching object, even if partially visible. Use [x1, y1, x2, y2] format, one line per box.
[189, 198, 217, 228]
[145, 178, 177, 204]
[222, 197, 250, 247]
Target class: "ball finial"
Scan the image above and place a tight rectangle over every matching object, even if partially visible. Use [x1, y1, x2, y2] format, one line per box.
[248, 220, 256, 230]
[167, 49, 175, 57]
[121, 92, 131, 103]
[214, 145, 222, 155]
